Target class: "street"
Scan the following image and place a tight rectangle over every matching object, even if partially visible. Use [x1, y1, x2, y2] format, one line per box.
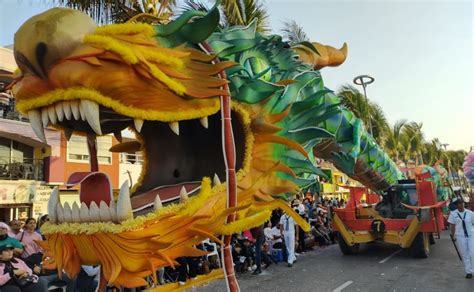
[200, 232, 474, 292]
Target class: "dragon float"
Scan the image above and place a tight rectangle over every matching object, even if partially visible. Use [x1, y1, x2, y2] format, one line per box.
[11, 5, 402, 290]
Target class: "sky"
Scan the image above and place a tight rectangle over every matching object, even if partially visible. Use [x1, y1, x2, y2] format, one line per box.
[0, 0, 473, 151]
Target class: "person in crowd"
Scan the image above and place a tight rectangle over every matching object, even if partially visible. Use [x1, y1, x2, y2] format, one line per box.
[279, 207, 298, 267]
[8, 221, 22, 237]
[271, 223, 283, 249]
[292, 201, 307, 253]
[35, 215, 49, 239]
[263, 221, 273, 244]
[176, 256, 198, 285]
[16, 218, 42, 265]
[250, 224, 265, 275]
[15, 219, 74, 291]
[448, 198, 474, 278]
[0, 223, 23, 256]
[232, 243, 247, 273]
[0, 244, 42, 292]
[76, 265, 100, 291]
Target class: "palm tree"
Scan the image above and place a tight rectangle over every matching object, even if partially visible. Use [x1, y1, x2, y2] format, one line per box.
[384, 120, 407, 162]
[281, 20, 309, 46]
[54, 0, 176, 23]
[400, 121, 424, 165]
[220, 0, 269, 32]
[368, 102, 389, 146]
[337, 85, 389, 144]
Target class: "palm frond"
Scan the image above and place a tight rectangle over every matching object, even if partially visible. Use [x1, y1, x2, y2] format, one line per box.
[221, 0, 269, 32]
[54, 0, 176, 23]
[281, 20, 308, 45]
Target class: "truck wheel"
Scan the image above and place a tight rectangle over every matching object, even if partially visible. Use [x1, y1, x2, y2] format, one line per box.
[429, 233, 435, 245]
[410, 232, 430, 258]
[337, 232, 360, 255]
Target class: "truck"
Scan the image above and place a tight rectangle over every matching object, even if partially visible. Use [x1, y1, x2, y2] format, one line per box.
[332, 171, 446, 258]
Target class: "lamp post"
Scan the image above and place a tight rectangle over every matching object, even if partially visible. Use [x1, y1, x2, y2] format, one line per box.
[353, 75, 375, 136]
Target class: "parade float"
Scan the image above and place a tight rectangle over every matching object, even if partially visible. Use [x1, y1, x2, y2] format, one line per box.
[463, 151, 474, 207]
[9, 4, 445, 291]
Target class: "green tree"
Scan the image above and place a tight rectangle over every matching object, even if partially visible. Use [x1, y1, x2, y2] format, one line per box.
[220, 0, 269, 32]
[55, 0, 176, 23]
[384, 120, 407, 162]
[337, 85, 388, 145]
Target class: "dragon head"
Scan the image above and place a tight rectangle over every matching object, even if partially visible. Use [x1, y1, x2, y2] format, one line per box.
[12, 7, 315, 287]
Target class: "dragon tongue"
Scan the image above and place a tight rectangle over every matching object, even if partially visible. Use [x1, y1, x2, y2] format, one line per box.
[66, 172, 113, 207]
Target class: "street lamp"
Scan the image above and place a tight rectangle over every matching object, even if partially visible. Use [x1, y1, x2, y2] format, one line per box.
[353, 75, 375, 136]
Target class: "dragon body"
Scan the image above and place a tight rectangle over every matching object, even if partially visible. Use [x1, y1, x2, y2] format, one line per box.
[12, 6, 402, 288]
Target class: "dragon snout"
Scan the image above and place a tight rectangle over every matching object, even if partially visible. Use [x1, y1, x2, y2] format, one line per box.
[13, 7, 97, 78]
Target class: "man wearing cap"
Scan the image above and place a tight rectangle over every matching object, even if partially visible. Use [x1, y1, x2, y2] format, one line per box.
[448, 199, 474, 278]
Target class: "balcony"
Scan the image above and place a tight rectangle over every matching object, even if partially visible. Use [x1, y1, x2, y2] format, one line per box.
[0, 157, 44, 181]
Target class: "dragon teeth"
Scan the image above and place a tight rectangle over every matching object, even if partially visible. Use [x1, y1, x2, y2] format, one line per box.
[134, 119, 144, 132]
[47, 187, 59, 223]
[179, 186, 188, 203]
[71, 202, 81, 223]
[63, 202, 72, 222]
[154, 194, 163, 211]
[28, 110, 47, 143]
[35, 100, 103, 139]
[70, 100, 80, 120]
[47, 105, 57, 124]
[213, 173, 222, 186]
[200, 116, 209, 129]
[55, 102, 64, 122]
[89, 201, 101, 221]
[117, 180, 133, 222]
[99, 201, 112, 221]
[80, 100, 102, 135]
[169, 121, 179, 135]
[80, 202, 90, 222]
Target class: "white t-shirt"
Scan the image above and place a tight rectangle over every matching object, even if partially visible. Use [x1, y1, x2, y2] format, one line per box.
[264, 227, 273, 241]
[297, 204, 306, 215]
[279, 214, 296, 235]
[270, 227, 282, 244]
[448, 209, 474, 237]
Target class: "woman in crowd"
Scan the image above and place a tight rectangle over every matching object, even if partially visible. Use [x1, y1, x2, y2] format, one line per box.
[0, 223, 23, 256]
[16, 218, 42, 266]
[35, 215, 49, 239]
[0, 245, 42, 292]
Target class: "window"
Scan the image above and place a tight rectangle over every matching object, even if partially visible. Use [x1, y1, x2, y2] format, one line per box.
[67, 135, 112, 164]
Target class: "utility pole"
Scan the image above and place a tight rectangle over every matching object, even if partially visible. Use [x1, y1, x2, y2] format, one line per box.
[353, 75, 375, 136]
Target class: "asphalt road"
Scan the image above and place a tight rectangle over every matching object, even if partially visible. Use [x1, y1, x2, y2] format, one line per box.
[199, 231, 474, 292]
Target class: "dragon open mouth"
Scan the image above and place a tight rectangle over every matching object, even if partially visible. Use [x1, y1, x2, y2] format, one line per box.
[31, 99, 246, 224]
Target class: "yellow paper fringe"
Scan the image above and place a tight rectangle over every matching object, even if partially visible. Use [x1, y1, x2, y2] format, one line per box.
[16, 87, 220, 122]
[94, 23, 156, 37]
[216, 210, 272, 235]
[147, 268, 224, 291]
[232, 102, 253, 181]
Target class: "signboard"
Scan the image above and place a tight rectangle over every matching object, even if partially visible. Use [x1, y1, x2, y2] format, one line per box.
[0, 180, 55, 218]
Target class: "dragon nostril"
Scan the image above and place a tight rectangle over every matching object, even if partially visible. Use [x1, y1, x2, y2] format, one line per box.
[173, 169, 180, 178]
[35, 42, 48, 78]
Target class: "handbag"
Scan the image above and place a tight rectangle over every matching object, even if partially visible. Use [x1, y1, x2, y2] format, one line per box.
[14, 274, 37, 287]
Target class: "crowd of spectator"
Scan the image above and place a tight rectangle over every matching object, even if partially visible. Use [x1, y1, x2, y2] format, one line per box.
[230, 193, 346, 274]
[0, 193, 346, 290]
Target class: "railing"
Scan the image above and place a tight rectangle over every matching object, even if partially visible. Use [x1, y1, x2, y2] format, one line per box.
[0, 157, 44, 181]
[0, 93, 28, 122]
[120, 152, 143, 165]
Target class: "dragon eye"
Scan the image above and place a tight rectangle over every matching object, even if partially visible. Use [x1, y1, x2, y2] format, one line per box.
[244, 57, 271, 82]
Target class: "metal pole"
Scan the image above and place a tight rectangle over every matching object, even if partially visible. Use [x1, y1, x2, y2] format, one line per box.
[353, 75, 375, 136]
